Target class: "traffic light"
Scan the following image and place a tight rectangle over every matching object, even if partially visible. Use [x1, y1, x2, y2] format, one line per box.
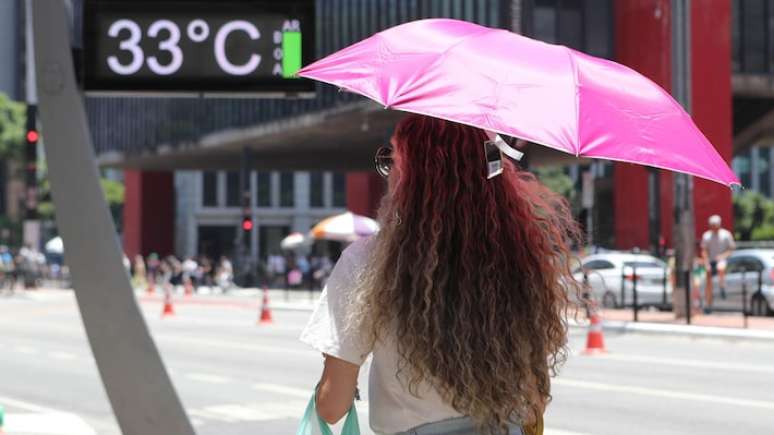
[241, 216, 253, 232]
[25, 105, 38, 220]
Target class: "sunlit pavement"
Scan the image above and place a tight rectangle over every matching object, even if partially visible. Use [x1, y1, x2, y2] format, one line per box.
[1, 290, 773, 434]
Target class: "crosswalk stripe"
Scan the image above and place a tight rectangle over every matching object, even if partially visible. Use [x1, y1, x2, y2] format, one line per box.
[553, 378, 774, 410]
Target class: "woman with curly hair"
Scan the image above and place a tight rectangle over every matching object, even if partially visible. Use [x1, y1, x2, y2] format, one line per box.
[301, 114, 582, 435]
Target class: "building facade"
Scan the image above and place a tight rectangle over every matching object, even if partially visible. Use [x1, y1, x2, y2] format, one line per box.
[174, 170, 346, 261]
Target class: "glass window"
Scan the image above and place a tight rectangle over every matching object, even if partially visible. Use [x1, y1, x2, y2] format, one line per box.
[769, 3, 774, 72]
[742, 0, 767, 72]
[256, 172, 271, 207]
[309, 172, 324, 207]
[202, 171, 217, 207]
[732, 0, 741, 71]
[623, 261, 665, 269]
[583, 0, 613, 59]
[332, 173, 347, 207]
[533, 0, 557, 43]
[734, 152, 752, 187]
[584, 259, 615, 270]
[225, 171, 240, 207]
[758, 147, 770, 196]
[280, 172, 295, 207]
[558, 1, 583, 50]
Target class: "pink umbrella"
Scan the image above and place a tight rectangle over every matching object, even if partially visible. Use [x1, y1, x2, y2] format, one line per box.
[299, 19, 739, 187]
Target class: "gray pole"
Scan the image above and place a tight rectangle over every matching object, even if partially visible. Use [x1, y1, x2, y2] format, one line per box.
[30, 2, 195, 434]
[671, 0, 695, 318]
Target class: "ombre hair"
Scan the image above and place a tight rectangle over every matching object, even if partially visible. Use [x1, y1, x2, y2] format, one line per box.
[350, 114, 582, 434]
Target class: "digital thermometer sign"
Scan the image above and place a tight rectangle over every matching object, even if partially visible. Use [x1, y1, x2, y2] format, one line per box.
[82, 0, 315, 95]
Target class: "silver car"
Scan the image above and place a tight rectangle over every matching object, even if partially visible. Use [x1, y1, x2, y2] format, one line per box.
[573, 252, 671, 308]
[698, 249, 774, 316]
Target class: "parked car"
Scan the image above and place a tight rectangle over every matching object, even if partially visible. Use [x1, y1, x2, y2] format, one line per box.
[697, 249, 774, 316]
[572, 252, 671, 308]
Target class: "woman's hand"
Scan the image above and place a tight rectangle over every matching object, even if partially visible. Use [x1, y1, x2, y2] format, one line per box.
[316, 353, 360, 424]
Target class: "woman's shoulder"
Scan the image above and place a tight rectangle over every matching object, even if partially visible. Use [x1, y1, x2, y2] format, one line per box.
[338, 236, 375, 269]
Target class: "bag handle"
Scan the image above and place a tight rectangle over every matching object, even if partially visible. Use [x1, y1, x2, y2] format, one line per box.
[296, 387, 360, 435]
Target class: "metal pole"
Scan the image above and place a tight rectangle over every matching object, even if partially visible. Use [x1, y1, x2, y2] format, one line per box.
[648, 168, 661, 256]
[620, 267, 626, 308]
[30, 2, 194, 434]
[742, 270, 749, 329]
[632, 264, 639, 322]
[662, 265, 668, 307]
[684, 270, 691, 324]
[671, 0, 695, 319]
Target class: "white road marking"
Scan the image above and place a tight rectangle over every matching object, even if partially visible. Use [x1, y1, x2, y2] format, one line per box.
[187, 400, 309, 423]
[251, 383, 370, 414]
[544, 430, 592, 435]
[14, 345, 38, 355]
[553, 378, 774, 410]
[251, 383, 311, 398]
[49, 351, 78, 360]
[186, 373, 232, 384]
[3, 412, 98, 435]
[593, 353, 774, 374]
[0, 395, 97, 435]
[156, 334, 315, 356]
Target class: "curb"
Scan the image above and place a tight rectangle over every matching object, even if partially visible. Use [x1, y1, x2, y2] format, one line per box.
[569, 319, 774, 342]
[133, 292, 774, 341]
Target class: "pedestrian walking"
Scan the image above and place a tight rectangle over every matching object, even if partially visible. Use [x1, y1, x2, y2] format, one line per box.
[300, 115, 581, 435]
[700, 214, 735, 313]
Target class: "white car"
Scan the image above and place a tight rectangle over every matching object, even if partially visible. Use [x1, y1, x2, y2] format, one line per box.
[573, 252, 671, 308]
[697, 249, 774, 316]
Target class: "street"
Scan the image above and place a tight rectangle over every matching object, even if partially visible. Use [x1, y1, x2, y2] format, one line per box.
[1, 291, 773, 435]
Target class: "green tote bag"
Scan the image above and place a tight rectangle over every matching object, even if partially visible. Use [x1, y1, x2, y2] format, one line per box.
[296, 389, 361, 435]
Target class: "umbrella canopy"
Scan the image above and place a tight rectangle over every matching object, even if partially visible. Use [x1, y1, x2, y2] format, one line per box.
[280, 232, 309, 250]
[45, 236, 64, 254]
[311, 212, 379, 242]
[299, 19, 739, 187]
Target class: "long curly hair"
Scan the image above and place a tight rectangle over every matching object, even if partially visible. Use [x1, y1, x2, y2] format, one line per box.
[350, 114, 582, 434]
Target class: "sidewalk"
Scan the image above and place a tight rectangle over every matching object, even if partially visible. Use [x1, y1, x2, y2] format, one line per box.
[8, 287, 774, 341]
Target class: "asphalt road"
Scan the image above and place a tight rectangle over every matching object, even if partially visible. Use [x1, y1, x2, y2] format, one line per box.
[1, 290, 773, 435]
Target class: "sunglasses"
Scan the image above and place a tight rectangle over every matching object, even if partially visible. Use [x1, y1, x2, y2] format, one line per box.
[374, 145, 393, 178]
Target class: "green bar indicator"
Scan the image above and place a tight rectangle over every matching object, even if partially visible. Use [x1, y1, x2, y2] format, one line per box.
[282, 31, 302, 78]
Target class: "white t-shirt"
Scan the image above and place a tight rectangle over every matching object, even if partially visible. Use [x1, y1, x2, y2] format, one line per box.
[300, 238, 461, 434]
[701, 228, 735, 261]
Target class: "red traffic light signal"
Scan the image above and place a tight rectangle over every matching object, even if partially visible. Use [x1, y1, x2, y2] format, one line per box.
[26, 130, 39, 143]
[241, 216, 254, 232]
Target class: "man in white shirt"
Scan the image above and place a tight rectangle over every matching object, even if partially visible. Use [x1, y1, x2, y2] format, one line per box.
[700, 214, 735, 312]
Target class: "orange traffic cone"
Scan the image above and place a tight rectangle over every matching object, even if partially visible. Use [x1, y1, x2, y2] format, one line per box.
[161, 291, 175, 318]
[258, 287, 273, 324]
[582, 311, 606, 355]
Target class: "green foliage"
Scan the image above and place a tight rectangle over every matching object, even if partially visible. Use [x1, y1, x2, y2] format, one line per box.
[533, 165, 575, 202]
[36, 162, 125, 230]
[0, 93, 25, 159]
[733, 190, 774, 241]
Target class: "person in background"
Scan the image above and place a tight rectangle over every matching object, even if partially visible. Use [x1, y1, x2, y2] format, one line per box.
[182, 256, 199, 292]
[700, 214, 735, 313]
[132, 255, 147, 290]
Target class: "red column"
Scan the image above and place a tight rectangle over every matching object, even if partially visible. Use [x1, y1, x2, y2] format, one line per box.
[613, 0, 673, 250]
[691, 0, 733, 237]
[612, 1, 733, 250]
[346, 172, 385, 218]
[122, 170, 175, 259]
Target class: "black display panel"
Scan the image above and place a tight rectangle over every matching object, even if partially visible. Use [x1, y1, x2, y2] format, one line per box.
[82, 0, 315, 96]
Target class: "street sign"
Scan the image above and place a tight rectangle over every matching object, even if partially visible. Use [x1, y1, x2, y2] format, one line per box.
[82, 0, 315, 96]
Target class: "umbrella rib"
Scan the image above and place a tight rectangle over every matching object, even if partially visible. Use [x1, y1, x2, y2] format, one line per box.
[564, 47, 581, 158]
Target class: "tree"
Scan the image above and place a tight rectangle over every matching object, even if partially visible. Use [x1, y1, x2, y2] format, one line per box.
[733, 191, 774, 241]
[533, 165, 575, 202]
[0, 93, 25, 159]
